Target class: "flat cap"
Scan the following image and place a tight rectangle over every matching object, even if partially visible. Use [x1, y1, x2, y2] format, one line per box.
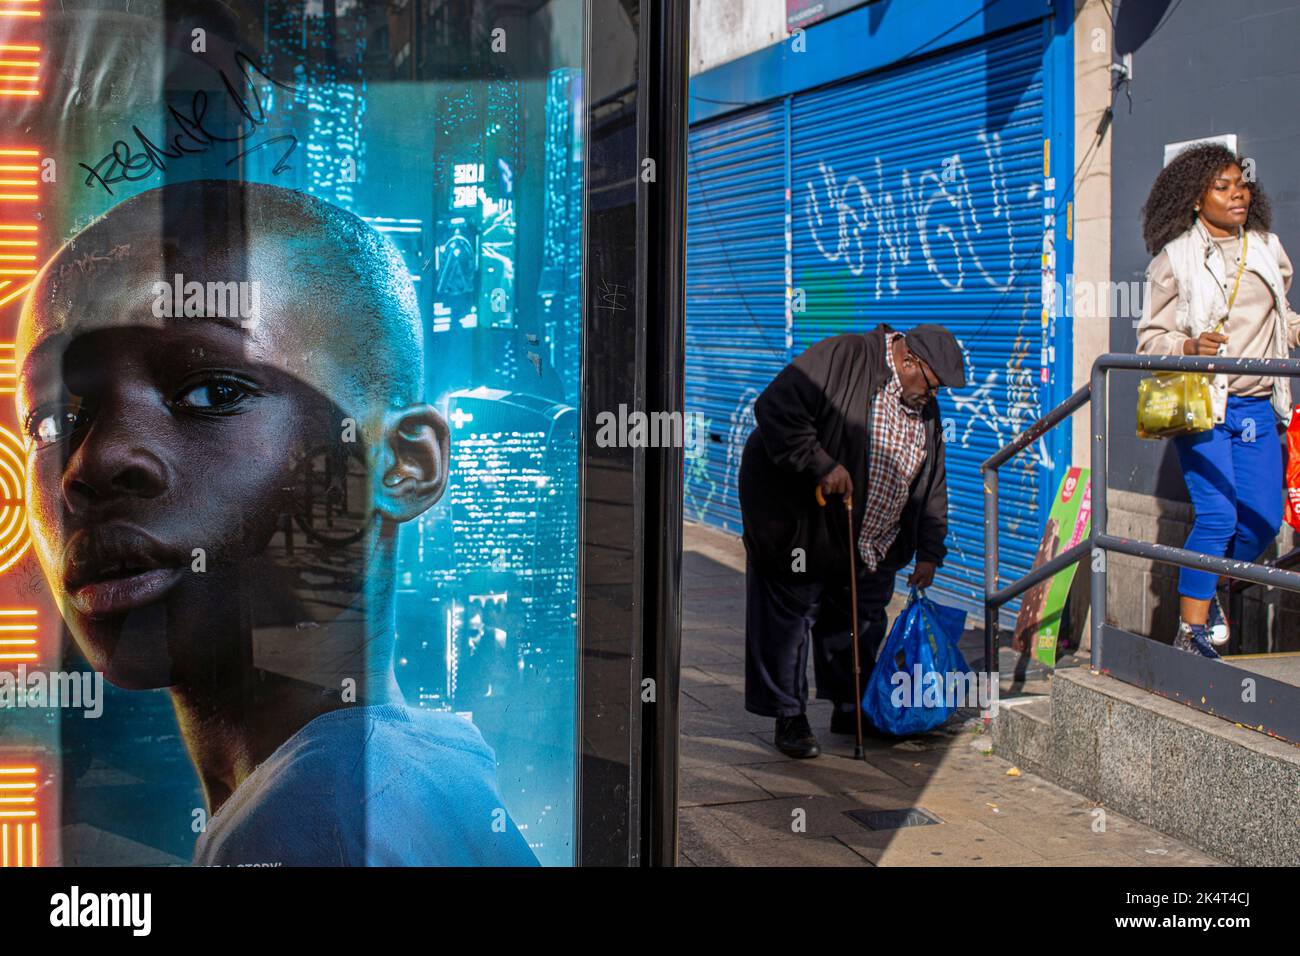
[904, 324, 966, 389]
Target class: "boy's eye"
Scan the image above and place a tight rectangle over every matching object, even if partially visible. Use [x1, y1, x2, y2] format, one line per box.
[25, 408, 85, 450]
[175, 379, 251, 410]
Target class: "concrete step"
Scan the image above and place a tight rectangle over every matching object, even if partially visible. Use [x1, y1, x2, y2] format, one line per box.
[992, 668, 1299, 866]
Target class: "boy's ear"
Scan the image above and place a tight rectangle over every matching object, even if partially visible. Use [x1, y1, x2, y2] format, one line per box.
[376, 404, 448, 522]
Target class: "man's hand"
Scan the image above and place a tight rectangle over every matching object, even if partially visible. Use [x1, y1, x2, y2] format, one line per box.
[818, 463, 853, 499]
[908, 561, 937, 589]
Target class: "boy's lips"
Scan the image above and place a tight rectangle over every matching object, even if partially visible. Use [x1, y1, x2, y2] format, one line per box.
[69, 568, 184, 618]
[62, 526, 186, 619]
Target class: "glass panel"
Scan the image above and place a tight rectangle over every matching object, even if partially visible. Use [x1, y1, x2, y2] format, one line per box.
[0, 0, 584, 867]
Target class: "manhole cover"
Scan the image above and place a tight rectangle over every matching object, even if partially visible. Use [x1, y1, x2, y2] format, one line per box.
[844, 807, 944, 831]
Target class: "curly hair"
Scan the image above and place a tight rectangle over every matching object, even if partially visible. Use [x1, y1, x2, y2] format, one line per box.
[1140, 143, 1272, 255]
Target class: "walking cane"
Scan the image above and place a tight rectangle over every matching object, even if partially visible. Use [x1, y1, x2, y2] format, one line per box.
[816, 486, 866, 760]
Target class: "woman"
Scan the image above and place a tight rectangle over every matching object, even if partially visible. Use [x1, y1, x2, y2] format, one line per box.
[1137, 143, 1300, 658]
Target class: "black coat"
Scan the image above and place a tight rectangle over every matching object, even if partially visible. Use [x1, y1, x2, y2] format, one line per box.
[738, 325, 950, 584]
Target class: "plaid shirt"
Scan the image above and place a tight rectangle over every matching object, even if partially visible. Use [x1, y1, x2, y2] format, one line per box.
[857, 333, 927, 570]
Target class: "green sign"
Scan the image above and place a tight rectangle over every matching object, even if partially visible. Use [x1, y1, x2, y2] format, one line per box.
[1013, 467, 1093, 668]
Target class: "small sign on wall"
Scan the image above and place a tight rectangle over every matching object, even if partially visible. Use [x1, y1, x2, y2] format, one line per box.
[1163, 134, 1238, 167]
[787, 0, 874, 30]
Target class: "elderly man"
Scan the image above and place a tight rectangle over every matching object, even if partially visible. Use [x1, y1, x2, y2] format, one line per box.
[739, 323, 966, 757]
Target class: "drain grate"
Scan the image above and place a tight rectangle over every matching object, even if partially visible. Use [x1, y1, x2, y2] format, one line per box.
[844, 807, 944, 831]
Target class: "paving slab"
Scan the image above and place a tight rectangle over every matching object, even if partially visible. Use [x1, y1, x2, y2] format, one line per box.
[734, 754, 907, 798]
[686, 836, 870, 867]
[681, 732, 792, 768]
[679, 764, 773, 808]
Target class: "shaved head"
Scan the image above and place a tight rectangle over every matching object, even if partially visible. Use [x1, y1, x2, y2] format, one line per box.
[19, 179, 423, 427]
[16, 179, 447, 691]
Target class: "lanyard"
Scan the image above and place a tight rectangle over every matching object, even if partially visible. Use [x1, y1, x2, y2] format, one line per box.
[1213, 230, 1249, 334]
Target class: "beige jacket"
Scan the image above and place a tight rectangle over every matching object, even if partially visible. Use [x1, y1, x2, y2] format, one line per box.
[1136, 221, 1300, 423]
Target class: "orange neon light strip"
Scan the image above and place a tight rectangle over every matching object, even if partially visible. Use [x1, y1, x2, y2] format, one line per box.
[0, 608, 37, 654]
[0, 284, 29, 307]
[0, 767, 39, 864]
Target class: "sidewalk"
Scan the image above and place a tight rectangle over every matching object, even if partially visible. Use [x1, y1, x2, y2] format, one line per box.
[677, 522, 1221, 867]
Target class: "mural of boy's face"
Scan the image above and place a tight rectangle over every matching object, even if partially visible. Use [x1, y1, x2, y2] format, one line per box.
[16, 182, 446, 693]
[21, 286, 345, 686]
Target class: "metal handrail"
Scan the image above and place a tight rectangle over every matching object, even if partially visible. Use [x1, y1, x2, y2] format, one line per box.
[981, 352, 1300, 681]
[1229, 546, 1300, 594]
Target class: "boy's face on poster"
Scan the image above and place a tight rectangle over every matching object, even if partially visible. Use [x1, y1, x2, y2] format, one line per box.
[18, 251, 375, 690]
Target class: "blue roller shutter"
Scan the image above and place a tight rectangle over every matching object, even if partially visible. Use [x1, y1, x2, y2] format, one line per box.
[685, 103, 790, 533]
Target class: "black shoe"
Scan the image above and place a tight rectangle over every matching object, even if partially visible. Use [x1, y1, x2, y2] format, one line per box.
[774, 714, 820, 759]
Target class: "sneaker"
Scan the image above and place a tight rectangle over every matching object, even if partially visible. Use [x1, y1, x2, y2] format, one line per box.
[1207, 591, 1230, 647]
[774, 714, 821, 759]
[1174, 621, 1222, 660]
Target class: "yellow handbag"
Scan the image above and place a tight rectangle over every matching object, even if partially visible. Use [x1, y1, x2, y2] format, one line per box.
[1136, 232, 1247, 440]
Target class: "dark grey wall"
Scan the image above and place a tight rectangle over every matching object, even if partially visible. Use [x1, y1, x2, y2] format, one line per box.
[1108, 0, 1300, 499]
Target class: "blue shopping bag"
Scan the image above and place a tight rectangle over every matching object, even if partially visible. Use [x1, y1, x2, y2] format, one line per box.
[862, 589, 972, 736]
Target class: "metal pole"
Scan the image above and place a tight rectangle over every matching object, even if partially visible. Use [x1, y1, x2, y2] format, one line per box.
[983, 466, 999, 685]
[1090, 362, 1108, 670]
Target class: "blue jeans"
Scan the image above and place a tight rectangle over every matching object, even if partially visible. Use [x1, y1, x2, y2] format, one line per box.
[1173, 395, 1283, 601]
